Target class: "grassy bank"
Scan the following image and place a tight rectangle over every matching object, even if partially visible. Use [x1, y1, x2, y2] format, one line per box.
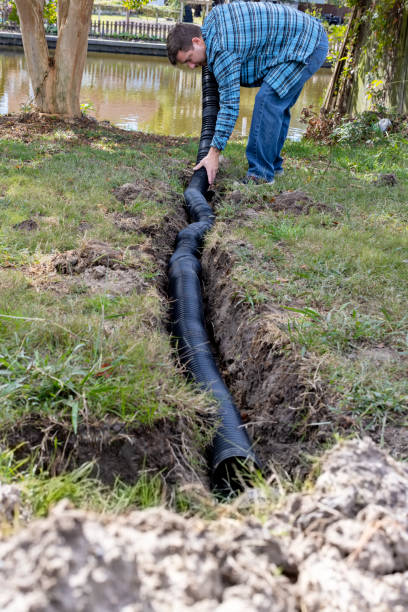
[0, 113, 407, 521]
[0, 114, 214, 519]
[211, 128, 408, 458]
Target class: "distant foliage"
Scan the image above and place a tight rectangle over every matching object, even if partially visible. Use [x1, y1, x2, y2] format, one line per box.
[303, 106, 408, 144]
[121, 0, 150, 10]
[8, 2, 18, 23]
[44, 1, 57, 25]
[7, 0, 57, 25]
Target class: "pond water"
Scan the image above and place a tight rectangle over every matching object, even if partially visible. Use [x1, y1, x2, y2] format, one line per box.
[0, 48, 331, 140]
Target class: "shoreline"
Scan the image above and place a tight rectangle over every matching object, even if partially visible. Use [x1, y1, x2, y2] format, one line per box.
[0, 31, 167, 56]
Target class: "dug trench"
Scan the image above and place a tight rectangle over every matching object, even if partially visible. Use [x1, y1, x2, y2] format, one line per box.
[2, 115, 405, 494]
[201, 235, 328, 479]
[5, 174, 330, 489]
[0, 176, 367, 489]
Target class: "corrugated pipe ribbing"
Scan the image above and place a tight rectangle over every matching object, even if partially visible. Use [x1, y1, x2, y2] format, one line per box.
[168, 66, 260, 493]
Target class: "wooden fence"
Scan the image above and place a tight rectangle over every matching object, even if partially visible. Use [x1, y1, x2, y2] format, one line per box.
[89, 20, 172, 41]
[0, 20, 172, 42]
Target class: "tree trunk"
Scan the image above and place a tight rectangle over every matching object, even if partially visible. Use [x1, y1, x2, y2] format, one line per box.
[322, 1, 408, 115]
[15, 0, 94, 117]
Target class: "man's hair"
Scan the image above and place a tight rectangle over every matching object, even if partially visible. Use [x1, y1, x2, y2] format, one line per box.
[167, 23, 202, 65]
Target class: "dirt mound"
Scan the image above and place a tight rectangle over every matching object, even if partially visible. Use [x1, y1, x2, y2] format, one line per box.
[0, 113, 189, 148]
[113, 179, 169, 205]
[53, 240, 127, 274]
[13, 219, 39, 232]
[271, 190, 330, 215]
[374, 173, 397, 186]
[0, 439, 407, 611]
[45, 240, 148, 295]
[224, 189, 338, 218]
[291, 438, 408, 611]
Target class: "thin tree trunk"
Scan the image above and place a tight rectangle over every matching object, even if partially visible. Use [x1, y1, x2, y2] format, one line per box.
[2, 0, 8, 23]
[391, 8, 408, 113]
[15, 0, 94, 117]
[322, 1, 370, 115]
[14, 0, 51, 110]
[322, 6, 357, 113]
[54, 0, 94, 115]
[57, 0, 70, 31]
[322, 0, 408, 115]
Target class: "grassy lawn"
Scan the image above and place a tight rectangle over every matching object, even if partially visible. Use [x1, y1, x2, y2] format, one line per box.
[0, 113, 407, 521]
[0, 116, 213, 518]
[212, 130, 408, 440]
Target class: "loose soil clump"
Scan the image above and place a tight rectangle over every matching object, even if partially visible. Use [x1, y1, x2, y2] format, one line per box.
[374, 173, 398, 186]
[112, 180, 187, 295]
[47, 240, 149, 296]
[0, 113, 188, 148]
[113, 179, 170, 206]
[270, 190, 331, 215]
[53, 240, 127, 275]
[13, 219, 39, 232]
[1, 439, 407, 611]
[224, 189, 340, 220]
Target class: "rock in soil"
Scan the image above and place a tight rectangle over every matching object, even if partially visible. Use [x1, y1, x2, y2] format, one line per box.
[0, 483, 29, 525]
[0, 439, 407, 611]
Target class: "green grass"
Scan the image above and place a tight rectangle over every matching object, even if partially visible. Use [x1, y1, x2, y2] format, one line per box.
[0, 121, 214, 502]
[1, 115, 407, 518]
[216, 133, 408, 430]
[0, 446, 165, 520]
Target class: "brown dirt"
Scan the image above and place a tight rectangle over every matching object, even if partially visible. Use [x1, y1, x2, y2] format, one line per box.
[113, 211, 151, 234]
[1, 439, 408, 611]
[202, 238, 330, 477]
[0, 112, 189, 148]
[6, 414, 204, 487]
[113, 179, 171, 205]
[225, 189, 339, 217]
[269, 190, 334, 215]
[111, 179, 187, 295]
[13, 218, 39, 231]
[53, 240, 128, 274]
[26, 239, 149, 296]
[374, 173, 397, 186]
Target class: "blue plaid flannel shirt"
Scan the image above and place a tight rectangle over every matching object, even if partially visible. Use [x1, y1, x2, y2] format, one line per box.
[201, 2, 325, 151]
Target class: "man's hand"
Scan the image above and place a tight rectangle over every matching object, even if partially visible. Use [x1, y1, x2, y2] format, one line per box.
[193, 147, 220, 185]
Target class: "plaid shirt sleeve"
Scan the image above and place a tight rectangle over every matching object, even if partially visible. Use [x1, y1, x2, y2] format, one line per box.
[210, 51, 242, 151]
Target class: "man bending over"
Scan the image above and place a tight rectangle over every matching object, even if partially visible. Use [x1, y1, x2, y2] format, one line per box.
[167, 2, 328, 185]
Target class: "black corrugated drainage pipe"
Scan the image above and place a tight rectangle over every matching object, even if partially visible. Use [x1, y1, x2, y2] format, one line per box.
[168, 66, 261, 495]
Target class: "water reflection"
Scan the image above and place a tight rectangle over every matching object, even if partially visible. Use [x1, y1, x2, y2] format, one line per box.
[0, 48, 331, 140]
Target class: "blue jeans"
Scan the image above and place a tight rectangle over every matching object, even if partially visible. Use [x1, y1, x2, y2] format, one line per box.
[246, 33, 329, 182]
